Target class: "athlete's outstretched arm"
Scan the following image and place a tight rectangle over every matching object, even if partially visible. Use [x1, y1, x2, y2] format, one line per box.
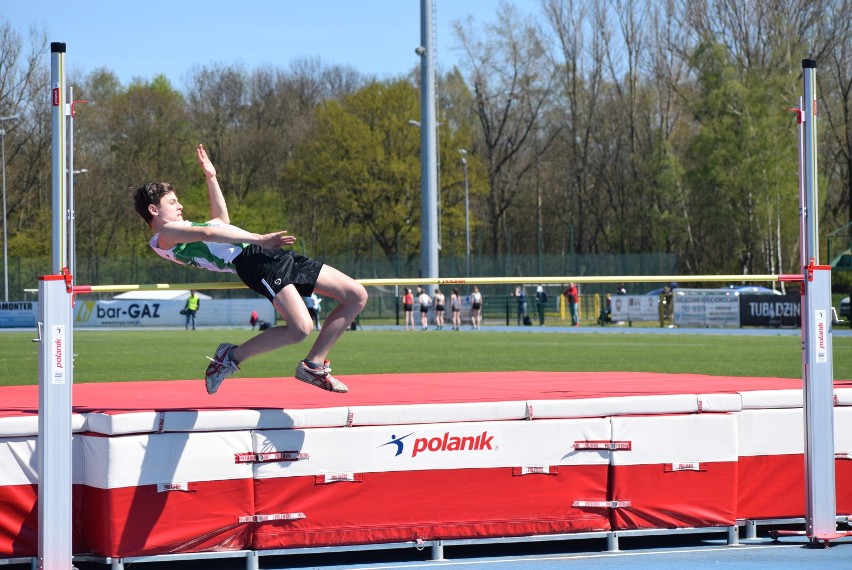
[196, 144, 229, 224]
[156, 224, 296, 251]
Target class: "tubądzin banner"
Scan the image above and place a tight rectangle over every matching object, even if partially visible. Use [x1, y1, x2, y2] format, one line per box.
[738, 294, 801, 328]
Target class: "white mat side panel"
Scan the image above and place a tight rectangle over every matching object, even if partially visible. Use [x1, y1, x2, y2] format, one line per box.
[739, 389, 803, 409]
[252, 418, 613, 549]
[252, 418, 612, 479]
[347, 401, 529, 426]
[78, 431, 256, 557]
[735, 408, 804, 519]
[609, 414, 738, 529]
[83, 407, 352, 436]
[528, 394, 698, 420]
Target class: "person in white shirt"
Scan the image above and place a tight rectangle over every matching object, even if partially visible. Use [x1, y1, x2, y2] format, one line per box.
[418, 287, 432, 330]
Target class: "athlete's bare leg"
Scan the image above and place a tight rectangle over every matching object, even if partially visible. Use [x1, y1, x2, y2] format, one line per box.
[304, 265, 367, 363]
[226, 265, 365, 365]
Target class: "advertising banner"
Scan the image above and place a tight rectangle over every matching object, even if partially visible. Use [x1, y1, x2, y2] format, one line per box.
[673, 289, 740, 327]
[0, 301, 38, 327]
[611, 295, 659, 322]
[739, 294, 801, 328]
[71, 299, 276, 328]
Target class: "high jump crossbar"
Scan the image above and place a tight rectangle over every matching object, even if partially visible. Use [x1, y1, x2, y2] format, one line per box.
[71, 273, 804, 294]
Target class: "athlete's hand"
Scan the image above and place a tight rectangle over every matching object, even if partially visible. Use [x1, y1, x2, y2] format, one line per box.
[259, 231, 296, 249]
[196, 144, 217, 179]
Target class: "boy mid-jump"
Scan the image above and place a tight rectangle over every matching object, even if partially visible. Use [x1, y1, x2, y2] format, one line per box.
[132, 144, 367, 394]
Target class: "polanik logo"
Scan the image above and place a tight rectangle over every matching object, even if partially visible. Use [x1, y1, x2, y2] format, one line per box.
[379, 432, 414, 457]
[379, 428, 499, 458]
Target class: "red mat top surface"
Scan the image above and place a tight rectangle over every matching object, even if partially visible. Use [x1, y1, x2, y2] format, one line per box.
[0, 371, 822, 418]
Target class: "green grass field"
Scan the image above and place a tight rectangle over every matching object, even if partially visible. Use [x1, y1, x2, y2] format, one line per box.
[1, 328, 849, 386]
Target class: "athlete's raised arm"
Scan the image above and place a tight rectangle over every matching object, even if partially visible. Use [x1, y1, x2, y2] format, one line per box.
[196, 144, 229, 224]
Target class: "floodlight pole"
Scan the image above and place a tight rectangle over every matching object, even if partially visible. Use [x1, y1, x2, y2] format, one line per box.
[417, 0, 439, 279]
[0, 114, 19, 302]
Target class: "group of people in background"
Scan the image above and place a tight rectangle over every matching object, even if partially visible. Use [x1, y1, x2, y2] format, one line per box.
[403, 286, 482, 331]
[513, 282, 602, 327]
[514, 284, 558, 326]
[193, 281, 636, 335]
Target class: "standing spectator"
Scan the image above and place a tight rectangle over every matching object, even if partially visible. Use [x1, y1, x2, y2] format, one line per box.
[402, 287, 415, 331]
[598, 293, 613, 325]
[660, 285, 674, 325]
[515, 286, 528, 326]
[304, 293, 321, 331]
[449, 288, 462, 331]
[615, 283, 627, 296]
[563, 283, 580, 326]
[470, 286, 483, 330]
[184, 290, 200, 330]
[418, 287, 432, 330]
[535, 285, 548, 326]
[433, 288, 446, 330]
[249, 309, 259, 330]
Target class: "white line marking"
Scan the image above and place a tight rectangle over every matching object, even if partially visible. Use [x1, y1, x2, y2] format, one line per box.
[350, 543, 801, 569]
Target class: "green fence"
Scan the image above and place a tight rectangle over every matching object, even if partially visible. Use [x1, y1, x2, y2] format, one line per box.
[9, 253, 677, 324]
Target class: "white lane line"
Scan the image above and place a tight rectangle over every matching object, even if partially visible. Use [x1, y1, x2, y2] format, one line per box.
[347, 543, 801, 569]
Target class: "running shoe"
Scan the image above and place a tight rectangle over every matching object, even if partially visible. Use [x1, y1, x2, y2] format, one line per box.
[295, 360, 349, 393]
[205, 343, 239, 395]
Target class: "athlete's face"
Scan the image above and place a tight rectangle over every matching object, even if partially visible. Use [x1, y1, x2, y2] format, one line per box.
[151, 191, 184, 223]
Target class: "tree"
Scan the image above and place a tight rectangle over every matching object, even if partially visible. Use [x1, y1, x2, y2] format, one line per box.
[816, 0, 852, 229]
[684, 40, 798, 274]
[455, 3, 558, 264]
[0, 22, 51, 259]
[284, 80, 424, 264]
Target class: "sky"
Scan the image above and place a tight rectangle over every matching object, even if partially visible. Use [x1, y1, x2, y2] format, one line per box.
[3, 0, 509, 87]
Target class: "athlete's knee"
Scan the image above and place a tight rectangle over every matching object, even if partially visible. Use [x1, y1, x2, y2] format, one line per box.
[346, 282, 368, 311]
[292, 318, 313, 340]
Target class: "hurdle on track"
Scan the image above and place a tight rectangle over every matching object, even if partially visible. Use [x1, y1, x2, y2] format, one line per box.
[33, 51, 843, 569]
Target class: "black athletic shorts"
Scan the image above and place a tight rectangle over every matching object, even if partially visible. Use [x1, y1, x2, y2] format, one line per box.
[233, 244, 323, 301]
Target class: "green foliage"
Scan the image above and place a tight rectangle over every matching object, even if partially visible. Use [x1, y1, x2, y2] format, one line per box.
[284, 80, 424, 260]
[685, 40, 799, 274]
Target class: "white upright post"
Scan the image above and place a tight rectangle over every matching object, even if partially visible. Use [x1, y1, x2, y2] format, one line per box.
[67, 85, 75, 282]
[51, 44, 67, 275]
[799, 58, 838, 540]
[37, 276, 73, 569]
[37, 40, 74, 570]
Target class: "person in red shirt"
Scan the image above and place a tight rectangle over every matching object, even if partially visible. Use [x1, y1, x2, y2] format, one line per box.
[402, 287, 414, 331]
[563, 283, 580, 326]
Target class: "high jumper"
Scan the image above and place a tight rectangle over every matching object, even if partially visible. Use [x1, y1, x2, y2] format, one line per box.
[132, 144, 367, 394]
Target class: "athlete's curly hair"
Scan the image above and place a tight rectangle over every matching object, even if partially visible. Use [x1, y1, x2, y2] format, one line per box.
[132, 182, 175, 224]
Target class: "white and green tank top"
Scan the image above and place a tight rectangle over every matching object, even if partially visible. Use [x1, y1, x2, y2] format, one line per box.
[149, 221, 246, 273]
